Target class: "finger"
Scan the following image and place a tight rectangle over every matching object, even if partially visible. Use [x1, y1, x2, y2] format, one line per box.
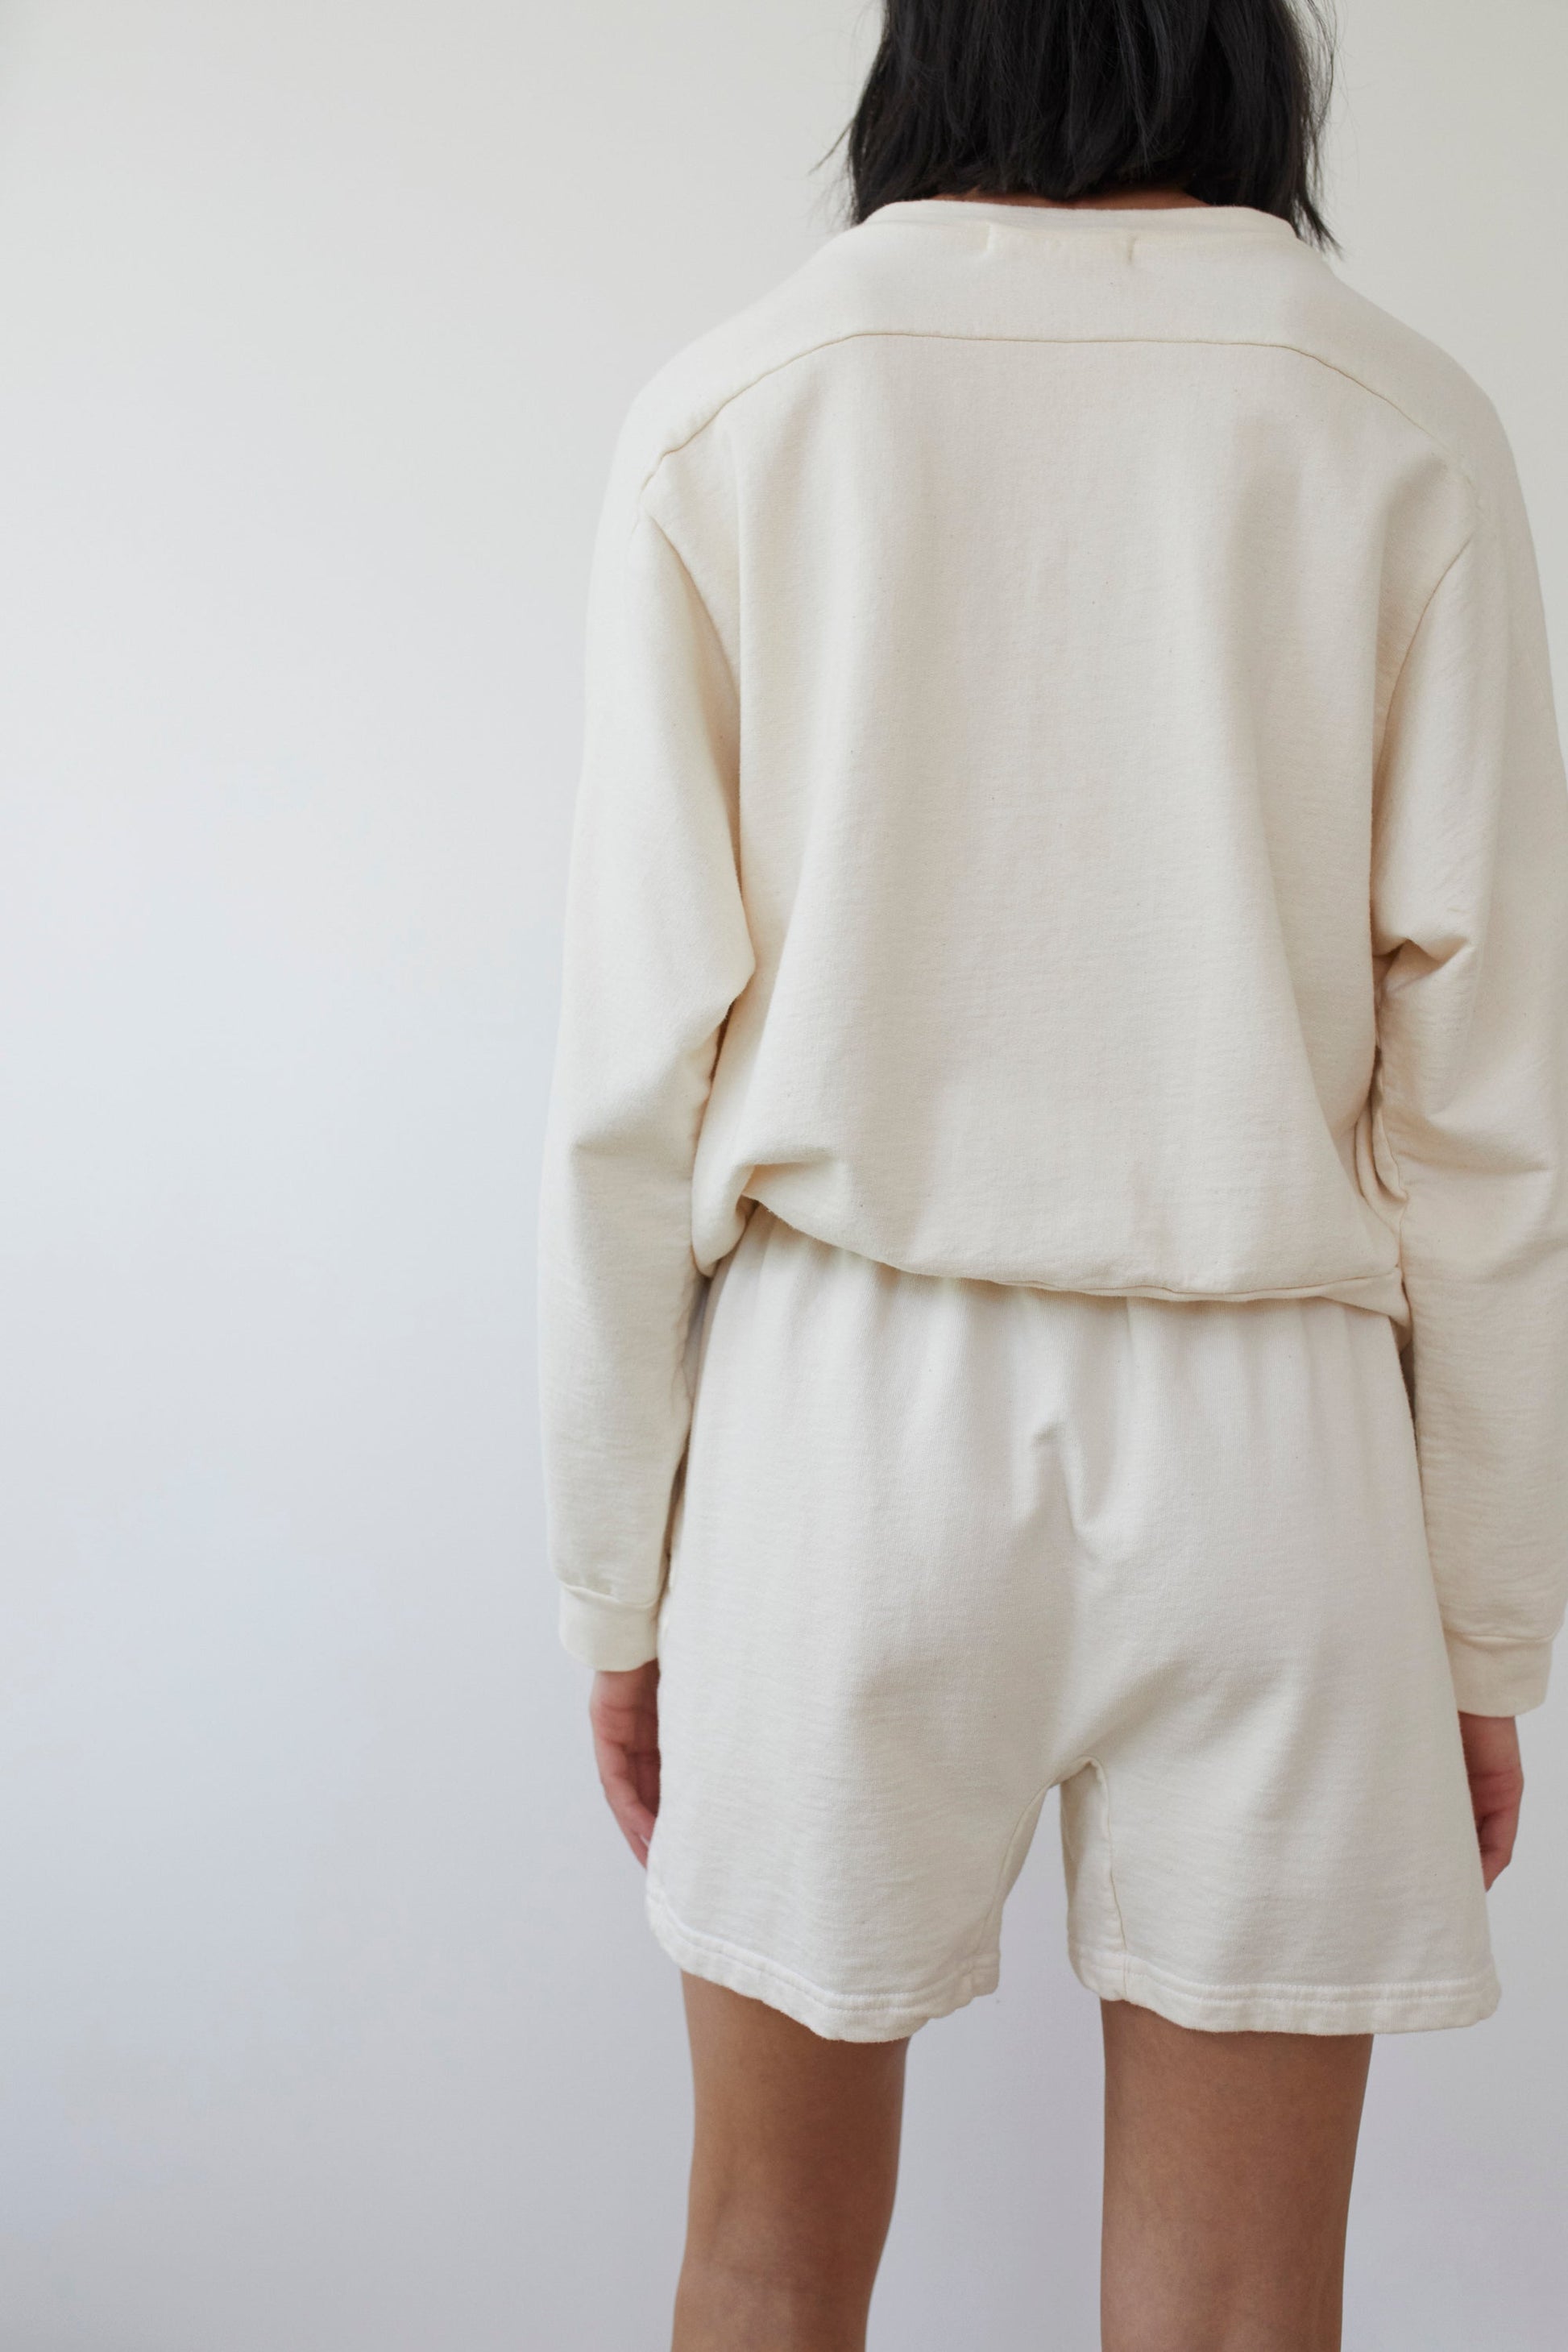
[1476, 1800, 1520, 1889]
[589, 1707, 661, 1818]
[1465, 1757, 1524, 1815]
[592, 1729, 657, 1862]
[608, 1794, 653, 1866]
[630, 1740, 662, 1821]
[600, 1767, 655, 1864]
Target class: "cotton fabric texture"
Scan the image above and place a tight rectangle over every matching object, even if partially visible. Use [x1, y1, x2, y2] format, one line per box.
[646, 1206, 1498, 2041]
[540, 198, 1568, 1715]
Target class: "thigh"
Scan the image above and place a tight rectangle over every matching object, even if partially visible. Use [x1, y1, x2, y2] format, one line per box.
[1101, 1999, 1371, 2352]
[678, 1974, 906, 2334]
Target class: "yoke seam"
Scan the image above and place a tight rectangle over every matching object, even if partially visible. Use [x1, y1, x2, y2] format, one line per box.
[637, 328, 1481, 515]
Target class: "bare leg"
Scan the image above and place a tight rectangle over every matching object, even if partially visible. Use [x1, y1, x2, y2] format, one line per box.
[672, 1973, 908, 2352]
[1101, 1999, 1372, 2352]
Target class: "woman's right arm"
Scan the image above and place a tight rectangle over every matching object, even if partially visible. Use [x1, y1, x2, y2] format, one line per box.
[1370, 406, 1568, 1722]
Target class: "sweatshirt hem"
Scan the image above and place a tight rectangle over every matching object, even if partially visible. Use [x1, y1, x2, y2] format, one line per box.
[734, 1190, 1410, 1321]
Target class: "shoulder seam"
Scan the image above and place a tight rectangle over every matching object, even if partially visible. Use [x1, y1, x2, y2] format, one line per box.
[633, 327, 1481, 509]
[633, 504, 740, 717]
[1372, 524, 1479, 799]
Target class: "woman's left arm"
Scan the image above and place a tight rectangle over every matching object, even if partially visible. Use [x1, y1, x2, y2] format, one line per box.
[539, 445, 753, 1678]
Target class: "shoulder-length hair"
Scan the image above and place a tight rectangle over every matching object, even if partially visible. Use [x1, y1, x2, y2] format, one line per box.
[839, 0, 1338, 250]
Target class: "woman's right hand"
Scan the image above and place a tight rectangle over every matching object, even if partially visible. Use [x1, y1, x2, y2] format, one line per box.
[589, 1661, 662, 1866]
[1458, 1712, 1524, 1889]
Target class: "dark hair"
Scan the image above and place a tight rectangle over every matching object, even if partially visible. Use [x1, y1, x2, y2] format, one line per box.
[837, 0, 1338, 250]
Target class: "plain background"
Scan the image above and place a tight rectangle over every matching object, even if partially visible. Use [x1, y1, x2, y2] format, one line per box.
[0, 2, 1563, 2346]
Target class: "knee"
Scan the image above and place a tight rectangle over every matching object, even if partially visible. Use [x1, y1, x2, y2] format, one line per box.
[1103, 2271, 1343, 2352]
[686, 2162, 888, 2304]
[675, 2201, 879, 2352]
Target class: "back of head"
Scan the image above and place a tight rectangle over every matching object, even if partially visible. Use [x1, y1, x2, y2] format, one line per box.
[841, 0, 1338, 249]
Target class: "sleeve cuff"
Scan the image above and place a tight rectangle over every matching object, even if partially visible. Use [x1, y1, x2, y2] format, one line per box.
[558, 1584, 662, 1670]
[1444, 1629, 1553, 1716]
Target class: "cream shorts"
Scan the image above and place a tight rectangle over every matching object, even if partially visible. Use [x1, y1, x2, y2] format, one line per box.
[645, 1206, 1498, 2042]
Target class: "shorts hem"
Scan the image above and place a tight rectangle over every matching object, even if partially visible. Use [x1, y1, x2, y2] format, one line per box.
[1069, 1941, 1502, 2035]
[645, 1878, 997, 2043]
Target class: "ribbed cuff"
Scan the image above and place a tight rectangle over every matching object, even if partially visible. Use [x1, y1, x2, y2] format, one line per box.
[1445, 1630, 1553, 1717]
[558, 1584, 661, 1671]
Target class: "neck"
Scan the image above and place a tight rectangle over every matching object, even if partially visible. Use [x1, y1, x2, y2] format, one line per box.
[934, 186, 1206, 211]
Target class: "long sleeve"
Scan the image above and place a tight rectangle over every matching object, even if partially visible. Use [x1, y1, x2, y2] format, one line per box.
[538, 464, 753, 1670]
[1370, 425, 1568, 1715]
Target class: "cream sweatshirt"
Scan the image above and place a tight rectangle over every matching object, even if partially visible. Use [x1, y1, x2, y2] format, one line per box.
[539, 198, 1568, 1711]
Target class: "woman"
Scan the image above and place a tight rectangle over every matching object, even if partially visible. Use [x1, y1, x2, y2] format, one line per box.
[540, 1, 1568, 2343]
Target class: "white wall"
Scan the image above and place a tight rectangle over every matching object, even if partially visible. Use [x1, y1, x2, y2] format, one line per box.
[0, 4, 1562, 2347]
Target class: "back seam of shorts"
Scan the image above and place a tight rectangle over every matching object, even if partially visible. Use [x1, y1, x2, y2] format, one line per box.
[977, 1774, 1056, 1945]
[1089, 1756, 1134, 1984]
